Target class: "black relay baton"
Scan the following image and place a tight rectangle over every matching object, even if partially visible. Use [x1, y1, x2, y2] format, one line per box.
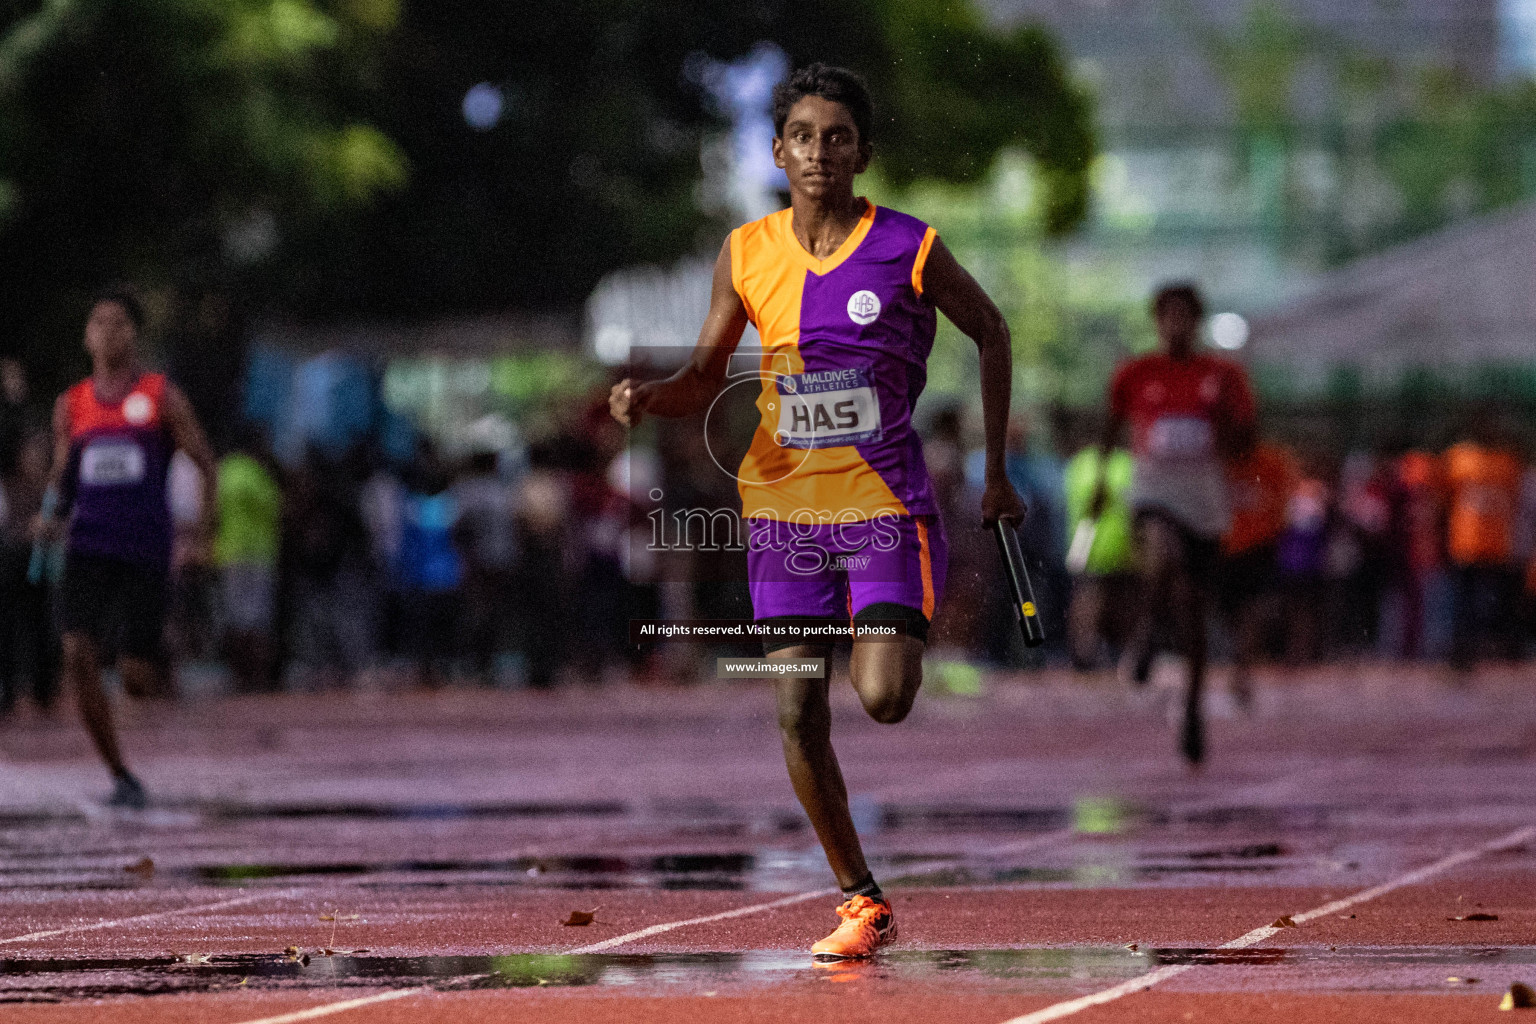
[993, 519, 1045, 648]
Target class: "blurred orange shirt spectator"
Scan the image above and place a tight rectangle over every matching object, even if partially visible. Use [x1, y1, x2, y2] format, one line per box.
[1224, 441, 1299, 555]
[1441, 442, 1522, 567]
[1396, 450, 1443, 572]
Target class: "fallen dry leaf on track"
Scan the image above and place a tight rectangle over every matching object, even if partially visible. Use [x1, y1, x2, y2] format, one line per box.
[1124, 943, 1139, 952]
[562, 909, 600, 926]
[1271, 916, 1296, 928]
[1501, 982, 1536, 1010]
[124, 857, 155, 879]
[1450, 913, 1499, 921]
[1448, 977, 1481, 984]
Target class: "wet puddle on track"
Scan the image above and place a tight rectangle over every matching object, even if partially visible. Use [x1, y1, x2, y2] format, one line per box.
[0, 848, 1304, 892]
[3, 946, 1535, 1001]
[0, 795, 1381, 831]
[0, 795, 1487, 891]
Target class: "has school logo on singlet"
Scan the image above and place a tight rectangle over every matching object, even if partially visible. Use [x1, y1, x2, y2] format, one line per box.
[122, 392, 155, 425]
[773, 367, 883, 449]
[847, 290, 881, 325]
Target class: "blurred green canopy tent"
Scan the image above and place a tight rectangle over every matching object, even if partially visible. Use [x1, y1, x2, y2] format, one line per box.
[0, 0, 1095, 406]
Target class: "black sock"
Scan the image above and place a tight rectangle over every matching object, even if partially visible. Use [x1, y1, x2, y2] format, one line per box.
[842, 874, 883, 901]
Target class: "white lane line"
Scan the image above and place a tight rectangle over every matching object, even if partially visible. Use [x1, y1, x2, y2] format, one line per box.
[572, 765, 1337, 960]
[208, 764, 1347, 1024]
[574, 766, 1338, 960]
[566, 887, 838, 955]
[996, 823, 1536, 1024]
[221, 987, 428, 1024]
[218, 891, 840, 1024]
[209, 765, 1340, 1023]
[0, 890, 288, 945]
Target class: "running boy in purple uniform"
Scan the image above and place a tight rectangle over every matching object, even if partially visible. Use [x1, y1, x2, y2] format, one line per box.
[41, 289, 218, 808]
[611, 65, 1023, 957]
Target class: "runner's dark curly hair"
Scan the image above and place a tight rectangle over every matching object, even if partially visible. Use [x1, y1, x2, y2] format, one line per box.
[1151, 283, 1204, 319]
[771, 63, 874, 144]
[92, 285, 147, 332]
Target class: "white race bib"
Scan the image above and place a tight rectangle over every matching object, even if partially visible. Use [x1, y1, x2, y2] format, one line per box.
[774, 368, 882, 449]
[1146, 416, 1214, 458]
[80, 440, 146, 486]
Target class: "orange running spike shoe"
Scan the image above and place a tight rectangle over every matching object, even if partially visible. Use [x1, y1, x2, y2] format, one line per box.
[811, 894, 897, 959]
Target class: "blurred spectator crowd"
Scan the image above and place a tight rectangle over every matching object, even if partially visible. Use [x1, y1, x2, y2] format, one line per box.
[1045, 410, 1536, 679]
[1, 355, 1535, 712]
[0, 363, 652, 707]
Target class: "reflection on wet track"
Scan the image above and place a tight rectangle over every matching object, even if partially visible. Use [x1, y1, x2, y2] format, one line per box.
[0, 792, 1500, 892]
[4, 946, 1535, 1002]
[2, 676, 1533, 1019]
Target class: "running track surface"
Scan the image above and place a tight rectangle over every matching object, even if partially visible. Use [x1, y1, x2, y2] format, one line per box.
[0, 662, 1533, 1023]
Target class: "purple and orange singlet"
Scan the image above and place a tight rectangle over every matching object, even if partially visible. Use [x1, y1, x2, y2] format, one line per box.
[730, 202, 939, 524]
[62, 373, 176, 570]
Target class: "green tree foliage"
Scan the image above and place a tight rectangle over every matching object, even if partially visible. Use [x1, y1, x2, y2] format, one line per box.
[1201, 0, 1536, 261]
[859, 0, 1095, 233]
[0, 0, 405, 379]
[0, 0, 1094, 369]
[275, 0, 1096, 318]
[865, 157, 1148, 412]
[1376, 70, 1536, 243]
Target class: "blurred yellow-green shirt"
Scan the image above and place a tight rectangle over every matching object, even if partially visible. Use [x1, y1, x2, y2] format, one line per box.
[215, 453, 281, 567]
[1063, 448, 1135, 575]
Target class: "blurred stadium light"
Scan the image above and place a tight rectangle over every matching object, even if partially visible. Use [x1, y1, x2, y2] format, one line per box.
[1209, 312, 1249, 351]
[462, 83, 505, 131]
[581, 42, 788, 369]
[587, 260, 721, 367]
[685, 41, 791, 223]
[1502, 0, 1536, 73]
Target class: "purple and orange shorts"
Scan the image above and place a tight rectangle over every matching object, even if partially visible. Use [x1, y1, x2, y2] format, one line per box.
[746, 514, 946, 651]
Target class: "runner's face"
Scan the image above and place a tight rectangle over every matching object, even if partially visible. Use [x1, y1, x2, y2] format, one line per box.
[84, 301, 138, 365]
[774, 96, 869, 201]
[1155, 298, 1199, 357]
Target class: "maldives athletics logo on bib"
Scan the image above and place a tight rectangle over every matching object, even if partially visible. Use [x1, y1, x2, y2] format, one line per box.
[847, 290, 881, 325]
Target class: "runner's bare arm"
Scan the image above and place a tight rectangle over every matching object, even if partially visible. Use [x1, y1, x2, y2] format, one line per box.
[1088, 391, 1127, 519]
[37, 393, 73, 538]
[163, 382, 219, 542]
[46, 393, 71, 500]
[1215, 364, 1258, 460]
[609, 237, 748, 428]
[922, 237, 1025, 526]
